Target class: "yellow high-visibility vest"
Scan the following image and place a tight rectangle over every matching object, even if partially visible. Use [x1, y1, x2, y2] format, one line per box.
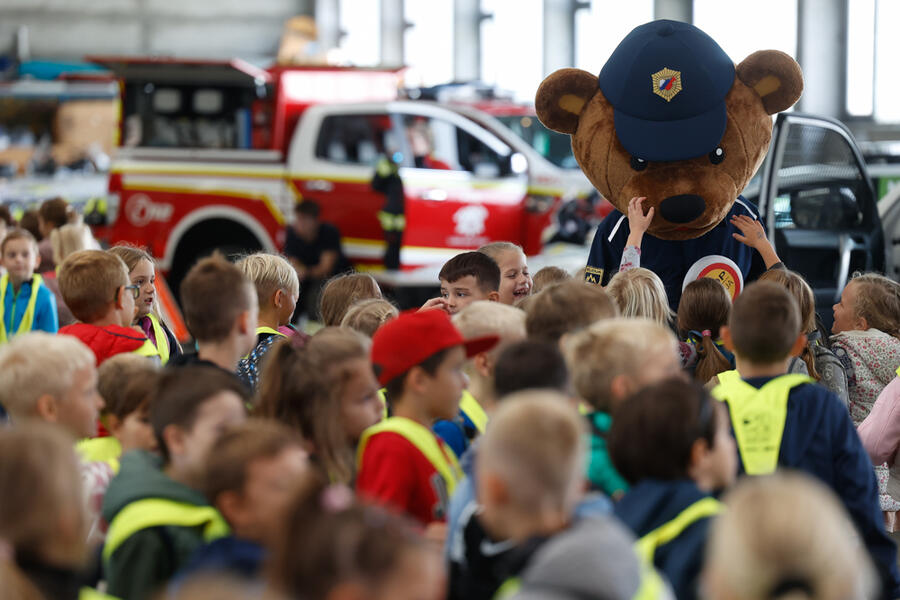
[459, 390, 488, 434]
[102, 498, 229, 564]
[357, 416, 462, 496]
[712, 370, 813, 475]
[635, 497, 722, 564]
[76, 436, 122, 474]
[0, 273, 43, 343]
[146, 314, 171, 365]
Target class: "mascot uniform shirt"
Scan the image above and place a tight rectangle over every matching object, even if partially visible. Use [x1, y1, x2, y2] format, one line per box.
[586, 196, 766, 308]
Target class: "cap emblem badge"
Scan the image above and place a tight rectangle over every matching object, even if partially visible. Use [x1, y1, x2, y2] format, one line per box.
[651, 68, 682, 102]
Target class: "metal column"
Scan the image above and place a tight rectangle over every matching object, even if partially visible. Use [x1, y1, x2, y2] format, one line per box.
[653, 0, 692, 23]
[454, 0, 483, 82]
[381, 0, 406, 67]
[543, 0, 589, 74]
[796, 0, 847, 118]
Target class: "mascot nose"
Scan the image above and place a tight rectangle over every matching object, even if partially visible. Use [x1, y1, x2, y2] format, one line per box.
[659, 195, 706, 224]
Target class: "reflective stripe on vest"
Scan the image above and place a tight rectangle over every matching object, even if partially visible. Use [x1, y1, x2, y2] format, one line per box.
[493, 576, 522, 600]
[76, 437, 122, 474]
[712, 370, 814, 475]
[635, 497, 723, 565]
[147, 314, 171, 365]
[102, 498, 229, 562]
[0, 273, 43, 343]
[460, 390, 488, 434]
[377, 210, 406, 232]
[133, 338, 161, 361]
[256, 326, 288, 339]
[80, 587, 120, 600]
[357, 416, 462, 496]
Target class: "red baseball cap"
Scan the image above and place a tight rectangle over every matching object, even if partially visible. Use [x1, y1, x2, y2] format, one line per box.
[371, 309, 499, 386]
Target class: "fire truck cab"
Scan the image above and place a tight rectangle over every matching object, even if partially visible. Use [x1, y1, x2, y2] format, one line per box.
[93, 57, 594, 291]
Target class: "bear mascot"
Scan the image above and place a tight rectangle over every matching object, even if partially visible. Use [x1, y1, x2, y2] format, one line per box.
[535, 19, 803, 307]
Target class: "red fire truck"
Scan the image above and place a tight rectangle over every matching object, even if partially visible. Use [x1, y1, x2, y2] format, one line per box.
[91, 57, 595, 290]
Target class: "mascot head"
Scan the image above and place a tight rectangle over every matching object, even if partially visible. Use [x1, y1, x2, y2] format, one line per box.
[536, 20, 803, 240]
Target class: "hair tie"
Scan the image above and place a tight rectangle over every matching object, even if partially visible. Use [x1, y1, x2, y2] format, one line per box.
[769, 576, 813, 598]
[701, 329, 712, 337]
[320, 484, 354, 513]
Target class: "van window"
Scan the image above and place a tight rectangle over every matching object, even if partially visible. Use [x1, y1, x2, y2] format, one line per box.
[401, 114, 511, 176]
[315, 114, 395, 166]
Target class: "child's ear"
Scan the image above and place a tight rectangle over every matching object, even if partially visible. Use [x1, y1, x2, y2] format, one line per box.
[719, 326, 734, 352]
[106, 414, 122, 436]
[857, 315, 869, 331]
[162, 424, 186, 459]
[687, 437, 710, 474]
[473, 352, 492, 378]
[32, 249, 41, 271]
[488, 291, 500, 303]
[35, 394, 59, 423]
[238, 309, 253, 335]
[215, 490, 243, 528]
[405, 365, 429, 395]
[789, 333, 807, 357]
[114, 285, 126, 310]
[273, 288, 285, 308]
[479, 470, 509, 507]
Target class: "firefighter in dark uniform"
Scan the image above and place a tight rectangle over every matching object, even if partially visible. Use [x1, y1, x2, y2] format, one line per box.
[371, 153, 405, 271]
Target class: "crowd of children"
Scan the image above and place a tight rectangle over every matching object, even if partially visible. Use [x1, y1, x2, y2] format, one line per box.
[2, 199, 900, 600]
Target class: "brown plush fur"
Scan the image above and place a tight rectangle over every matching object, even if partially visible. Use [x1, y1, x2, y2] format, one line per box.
[536, 50, 803, 241]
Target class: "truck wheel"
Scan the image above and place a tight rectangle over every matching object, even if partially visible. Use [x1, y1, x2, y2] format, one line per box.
[167, 219, 264, 303]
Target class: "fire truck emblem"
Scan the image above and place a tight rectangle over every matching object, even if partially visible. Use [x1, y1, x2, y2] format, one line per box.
[126, 194, 174, 227]
[452, 205, 488, 237]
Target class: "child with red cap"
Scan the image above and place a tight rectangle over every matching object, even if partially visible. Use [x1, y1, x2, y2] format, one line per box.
[356, 309, 497, 528]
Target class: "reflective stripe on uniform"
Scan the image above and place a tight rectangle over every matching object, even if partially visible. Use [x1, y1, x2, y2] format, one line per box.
[712, 370, 813, 475]
[635, 497, 723, 564]
[357, 416, 462, 496]
[0, 273, 43, 343]
[459, 390, 488, 434]
[147, 314, 171, 365]
[102, 498, 229, 562]
[377, 210, 406, 232]
[256, 326, 288, 339]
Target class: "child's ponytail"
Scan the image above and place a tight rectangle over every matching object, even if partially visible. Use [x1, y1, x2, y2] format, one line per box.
[695, 329, 734, 384]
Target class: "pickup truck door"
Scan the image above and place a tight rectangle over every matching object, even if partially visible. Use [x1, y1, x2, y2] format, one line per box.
[755, 113, 885, 329]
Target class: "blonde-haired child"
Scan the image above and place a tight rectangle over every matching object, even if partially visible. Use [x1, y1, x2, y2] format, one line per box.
[524, 279, 618, 343]
[0, 423, 91, 599]
[108, 245, 182, 365]
[531, 265, 570, 294]
[606, 267, 674, 327]
[235, 252, 301, 388]
[340, 298, 399, 338]
[256, 327, 382, 484]
[478, 241, 533, 305]
[703, 472, 876, 600]
[319, 272, 381, 326]
[564, 317, 683, 499]
[831, 272, 900, 424]
[41, 222, 96, 327]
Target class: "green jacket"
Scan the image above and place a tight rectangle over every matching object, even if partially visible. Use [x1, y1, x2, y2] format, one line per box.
[101, 451, 213, 600]
[586, 411, 629, 499]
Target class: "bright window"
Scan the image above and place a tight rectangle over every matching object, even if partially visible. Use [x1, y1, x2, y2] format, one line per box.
[693, 0, 798, 64]
[575, 0, 654, 74]
[404, 0, 454, 87]
[874, 0, 900, 121]
[847, 0, 875, 116]
[480, 0, 543, 102]
[339, 0, 381, 67]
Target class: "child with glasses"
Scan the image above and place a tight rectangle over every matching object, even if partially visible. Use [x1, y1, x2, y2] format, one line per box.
[57, 249, 157, 365]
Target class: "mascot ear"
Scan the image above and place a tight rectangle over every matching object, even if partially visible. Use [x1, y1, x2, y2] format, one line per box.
[535, 68, 598, 135]
[736, 50, 804, 115]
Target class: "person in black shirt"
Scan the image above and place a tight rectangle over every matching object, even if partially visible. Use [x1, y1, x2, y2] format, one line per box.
[283, 201, 351, 321]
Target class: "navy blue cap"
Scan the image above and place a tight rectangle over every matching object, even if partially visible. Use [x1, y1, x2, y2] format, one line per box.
[598, 20, 735, 162]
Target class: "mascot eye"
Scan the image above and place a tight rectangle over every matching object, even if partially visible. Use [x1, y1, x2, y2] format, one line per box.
[709, 147, 725, 165]
[630, 156, 648, 171]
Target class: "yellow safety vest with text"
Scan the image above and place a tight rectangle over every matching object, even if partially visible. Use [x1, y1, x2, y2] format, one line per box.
[0, 273, 43, 343]
[147, 314, 171, 365]
[357, 416, 463, 496]
[460, 390, 488, 434]
[712, 370, 814, 475]
[102, 498, 229, 564]
[76, 436, 122, 474]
